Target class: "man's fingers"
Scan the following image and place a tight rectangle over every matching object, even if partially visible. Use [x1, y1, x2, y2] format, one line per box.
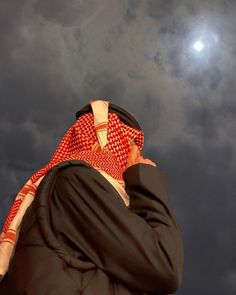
[127, 142, 157, 168]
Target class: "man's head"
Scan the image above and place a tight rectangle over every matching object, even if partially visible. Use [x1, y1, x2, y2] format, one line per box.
[75, 102, 142, 131]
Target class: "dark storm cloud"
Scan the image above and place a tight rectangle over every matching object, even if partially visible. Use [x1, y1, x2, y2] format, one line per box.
[160, 138, 236, 294]
[33, 0, 110, 28]
[184, 78, 236, 138]
[0, 1, 236, 294]
[220, 79, 236, 118]
[0, 2, 74, 128]
[159, 18, 189, 38]
[123, 0, 141, 24]
[185, 102, 219, 140]
[127, 66, 145, 80]
[82, 70, 127, 103]
[0, 60, 78, 144]
[185, 65, 223, 89]
[152, 51, 165, 72]
[146, 0, 176, 20]
[185, 2, 199, 16]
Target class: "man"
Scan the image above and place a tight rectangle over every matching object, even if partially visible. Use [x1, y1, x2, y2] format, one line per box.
[0, 99, 184, 294]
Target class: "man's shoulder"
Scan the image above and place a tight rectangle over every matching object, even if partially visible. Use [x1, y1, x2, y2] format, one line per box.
[54, 160, 98, 181]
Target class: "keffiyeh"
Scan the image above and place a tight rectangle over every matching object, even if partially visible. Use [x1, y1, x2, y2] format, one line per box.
[0, 99, 145, 278]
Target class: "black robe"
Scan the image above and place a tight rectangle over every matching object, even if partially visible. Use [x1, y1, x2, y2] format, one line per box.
[0, 160, 184, 294]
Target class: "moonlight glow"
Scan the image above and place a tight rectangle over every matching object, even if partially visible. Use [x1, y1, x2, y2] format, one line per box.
[193, 41, 205, 52]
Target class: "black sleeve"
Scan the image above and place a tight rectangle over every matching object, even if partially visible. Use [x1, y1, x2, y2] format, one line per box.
[52, 163, 184, 294]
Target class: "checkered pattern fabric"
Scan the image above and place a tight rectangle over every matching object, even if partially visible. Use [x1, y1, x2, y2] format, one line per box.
[0, 101, 144, 243]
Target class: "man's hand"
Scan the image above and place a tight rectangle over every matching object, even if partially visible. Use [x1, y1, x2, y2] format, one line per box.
[125, 141, 157, 170]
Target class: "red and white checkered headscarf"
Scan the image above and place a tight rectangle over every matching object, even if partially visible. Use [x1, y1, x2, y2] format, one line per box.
[0, 99, 144, 277]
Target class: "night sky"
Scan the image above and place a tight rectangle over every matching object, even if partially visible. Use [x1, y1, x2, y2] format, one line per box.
[0, 1, 236, 294]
